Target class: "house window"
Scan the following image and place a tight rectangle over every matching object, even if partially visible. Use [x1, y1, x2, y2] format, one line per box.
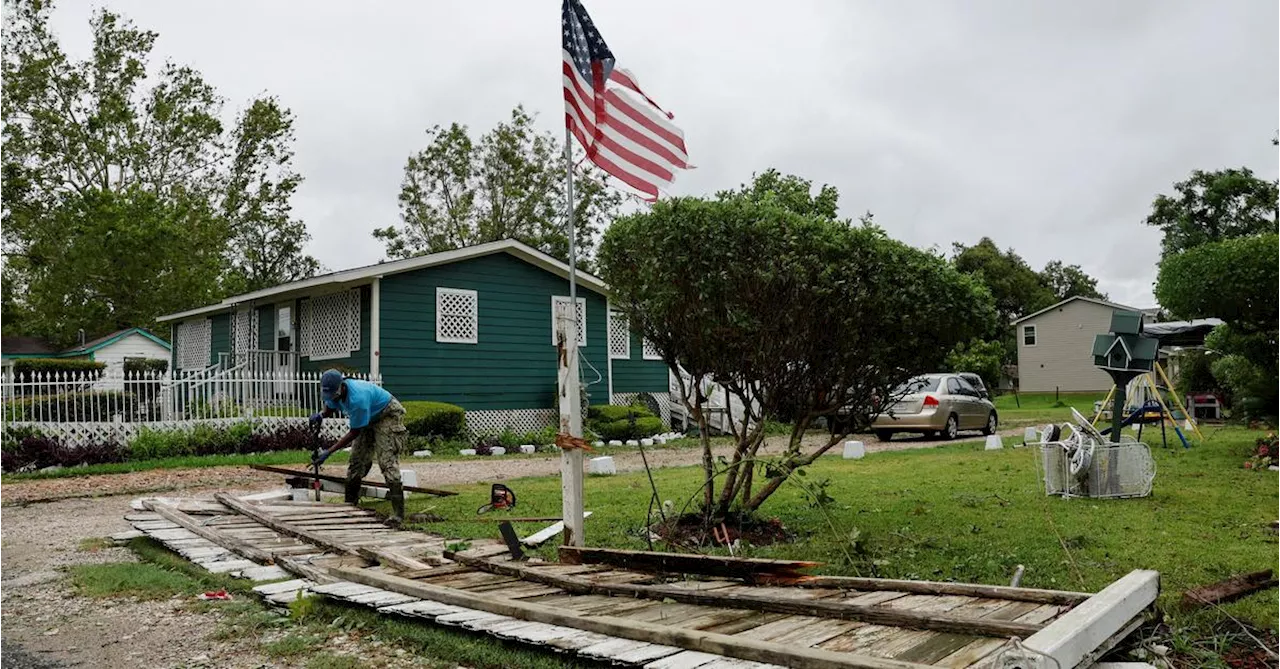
[176, 319, 211, 370]
[300, 289, 361, 360]
[642, 338, 662, 360]
[437, 288, 479, 344]
[608, 311, 630, 359]
[1022, 324, 1037, 347]
[232, 307, 257, 353]
[551, 296, 586, 346]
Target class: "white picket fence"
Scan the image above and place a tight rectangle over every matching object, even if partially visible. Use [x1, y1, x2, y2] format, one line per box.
[1, 368, 380, 447]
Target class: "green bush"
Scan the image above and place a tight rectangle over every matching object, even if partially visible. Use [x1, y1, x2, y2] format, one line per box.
[401, 401, 465, 440]
[129, 427, 196, 460]
[6, 391, 138, 422]
[12, 358, 106, 379]
[123, 358, 169, 375]
[588, 404, 654, 422]
[595, 416, 664, 441]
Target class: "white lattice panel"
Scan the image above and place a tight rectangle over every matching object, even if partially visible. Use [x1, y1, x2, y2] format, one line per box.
[232, 308, 258, 353]
[6, 417, 349, 450]
[608, 311, 630, 359]
[642, 338, 661, 360]
[177, 319, 211, 370]
[436, 288, 478, 344]
[465, 409, 557, 437]
[551, 296, 586, 346]
[300, 290, 361, 360]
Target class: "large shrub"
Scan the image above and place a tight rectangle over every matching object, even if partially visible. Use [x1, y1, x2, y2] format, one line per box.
[402, 401, 466, 440]
[588, 404, 654, 423]
[11, 358, 106, 379]
[123, 358, 169, 375]
[5, 391, 138, 422]
[595, 417, 665, 441]
[1, 434, 125, 472]
[599, 171, 996, 517]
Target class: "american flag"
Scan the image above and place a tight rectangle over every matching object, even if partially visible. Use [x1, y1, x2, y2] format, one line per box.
[562, 0, 688, 201]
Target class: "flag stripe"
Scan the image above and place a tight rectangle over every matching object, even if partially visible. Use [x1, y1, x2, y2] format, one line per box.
[563, 64, 687, 170]
[563, 84, 675, 183]
[608, 68, 671, 119]
[566, 115, 660, 198]
[562, 59, 686, 163]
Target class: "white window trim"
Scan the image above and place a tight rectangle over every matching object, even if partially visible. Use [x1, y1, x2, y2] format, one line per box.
[642, 338, 663, 361]
[1022, 324, 1037, 347]
[436, 287, 479, 344]
[551, 296, 587, 347]
[608, 310, 631, 359]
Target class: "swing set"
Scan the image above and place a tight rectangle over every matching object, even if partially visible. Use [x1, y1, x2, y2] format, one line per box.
[1090, 360, 1204, 448]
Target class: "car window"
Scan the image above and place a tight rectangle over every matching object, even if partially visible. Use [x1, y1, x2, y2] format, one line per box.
[954, 377, 979, 396]
[960, 374, 984, 390]
[946, 378, 965, 395]
[894, 377, 941, 395]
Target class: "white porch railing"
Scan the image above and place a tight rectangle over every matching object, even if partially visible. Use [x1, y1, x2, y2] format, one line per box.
[1, 369, 380, 447]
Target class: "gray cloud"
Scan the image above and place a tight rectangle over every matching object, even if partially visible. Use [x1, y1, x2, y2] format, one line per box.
[49, 0, 1278, 306]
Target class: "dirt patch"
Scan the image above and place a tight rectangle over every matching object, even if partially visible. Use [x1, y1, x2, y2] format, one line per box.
[1, 467, 279, 506]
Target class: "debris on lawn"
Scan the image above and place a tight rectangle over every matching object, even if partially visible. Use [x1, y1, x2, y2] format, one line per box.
[1181, 570, 1278, 609]
[197, 589, 233, 601]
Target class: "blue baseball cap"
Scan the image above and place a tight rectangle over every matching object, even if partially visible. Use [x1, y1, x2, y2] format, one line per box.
[320, 370, 344, 401]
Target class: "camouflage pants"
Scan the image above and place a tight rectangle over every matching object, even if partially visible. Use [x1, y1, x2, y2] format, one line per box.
[346, 398, 406, 487]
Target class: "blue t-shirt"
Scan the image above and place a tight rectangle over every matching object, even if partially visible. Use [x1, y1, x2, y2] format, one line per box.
[325, 379, 392, 429]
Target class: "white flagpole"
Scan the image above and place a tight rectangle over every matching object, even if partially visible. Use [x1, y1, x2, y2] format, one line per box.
[559, 127, 585, 547]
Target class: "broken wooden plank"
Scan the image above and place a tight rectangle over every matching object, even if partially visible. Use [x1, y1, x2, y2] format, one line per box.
[248, 464, 457, 496]
[1014, 570, 1158, 669]
[560, 546, 819, 579]
[521, 512, 593, 547]
[446, 552, 1044, 638]
[214, 493, 368, 559]
[1181, 570, 1276, 608]
[329, 565, 934, 669]
[763, 575, 1091, 606]
[145, 502, 277, 564]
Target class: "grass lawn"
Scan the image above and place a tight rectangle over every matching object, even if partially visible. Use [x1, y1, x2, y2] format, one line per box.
[994, 391, 1107, 428]
[387, 425, 1278, 644]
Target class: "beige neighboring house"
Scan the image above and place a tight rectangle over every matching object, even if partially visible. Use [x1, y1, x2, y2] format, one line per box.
[1014, 296, 1156, 393]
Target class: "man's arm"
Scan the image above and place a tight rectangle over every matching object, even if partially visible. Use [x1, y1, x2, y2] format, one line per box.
[315, 428, 361, 464]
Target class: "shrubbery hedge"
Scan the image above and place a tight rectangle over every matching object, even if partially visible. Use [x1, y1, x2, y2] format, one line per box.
[402, 401, 466, 440]
[12, 358, 106, 379]
[594, 416, 665, 441]
[5, 391, 138, 422]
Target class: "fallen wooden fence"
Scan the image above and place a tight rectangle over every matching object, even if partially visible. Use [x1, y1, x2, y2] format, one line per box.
[248, 464, 458, 497]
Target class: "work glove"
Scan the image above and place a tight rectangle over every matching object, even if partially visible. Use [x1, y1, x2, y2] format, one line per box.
[311, 447, 331, 467]
[308, 412, 324, 428]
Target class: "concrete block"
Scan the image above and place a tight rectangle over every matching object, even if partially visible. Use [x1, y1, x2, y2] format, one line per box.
[608, 440, 623, 446]
[490, 447, 506, 456]
[458, 448, 477, 456]
[625, 440, 639, 447]
[984, 435, 1003, 450]
[519, 444, 536, 454]
[842, 440, 865, 459]
[412, 449, 433, 457]
[593, 441, 605, 447]
[588, 456, 617, 475]
[1023, 427, 1038, 446]
[400, 469, 418, 487]
[641, 438, 654, 446]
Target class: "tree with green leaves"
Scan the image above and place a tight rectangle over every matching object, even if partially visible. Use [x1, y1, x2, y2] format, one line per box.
[2, 1, 318, 345]
[943, 339, 1004, 393]
[600, 172, 995, 518]
[1145, 168, 1278, 256]
[952, 238, 1056, 327]
[1039, 260, 1106, 301]
[374, 106, 622, 268]
[221, 98, 321, 294]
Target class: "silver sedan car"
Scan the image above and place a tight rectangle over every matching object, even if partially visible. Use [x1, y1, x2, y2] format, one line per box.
[872, 373, 998, 441]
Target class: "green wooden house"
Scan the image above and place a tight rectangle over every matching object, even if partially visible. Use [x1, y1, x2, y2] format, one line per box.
[155, 240, 670, 434]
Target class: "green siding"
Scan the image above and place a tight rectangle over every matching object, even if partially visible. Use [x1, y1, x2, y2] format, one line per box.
[379, 252, 610, 410]
[209, 313, 230, 366]
[257, 305, 275, 350]
[299, 286, 372, 374]
[611, 326, 669, 393]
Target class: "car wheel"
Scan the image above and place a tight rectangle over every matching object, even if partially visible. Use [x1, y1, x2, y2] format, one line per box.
[942, 414, 959, 440]
[982, 411, 998, 436]
[874, 430, 893, 442]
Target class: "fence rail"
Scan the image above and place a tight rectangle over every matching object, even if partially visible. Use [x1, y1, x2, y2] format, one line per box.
[1, 369, 379, 447]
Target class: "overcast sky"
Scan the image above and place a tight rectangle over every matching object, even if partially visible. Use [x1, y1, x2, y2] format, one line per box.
[48, 0, 1279, 307]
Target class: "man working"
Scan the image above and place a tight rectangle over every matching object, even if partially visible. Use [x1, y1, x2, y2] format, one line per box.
[310, 369, 408, 526]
